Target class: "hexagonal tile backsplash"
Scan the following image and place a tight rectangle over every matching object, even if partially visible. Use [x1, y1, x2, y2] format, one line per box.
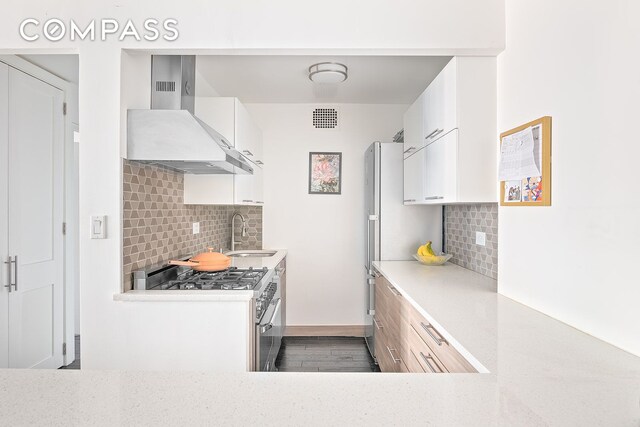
[122, 160, 262, 291]
[444, 204, 498, 279]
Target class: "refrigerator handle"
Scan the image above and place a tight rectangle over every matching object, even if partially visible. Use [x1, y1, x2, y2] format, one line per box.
[366, 215, 378, 275]
[366, 219, 371, 273]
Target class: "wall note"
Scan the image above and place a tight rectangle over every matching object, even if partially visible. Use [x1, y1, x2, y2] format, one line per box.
[498, 126, 541, 181]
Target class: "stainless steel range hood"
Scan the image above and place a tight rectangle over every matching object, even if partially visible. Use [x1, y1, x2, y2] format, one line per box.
[127, 56, 253, 175]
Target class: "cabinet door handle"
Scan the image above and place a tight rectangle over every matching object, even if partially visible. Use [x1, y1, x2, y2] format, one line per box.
[255, 201, 264, 204]
[4, 256, 12, 293]
[403, 199, 416, 203]
[420, 322, 448, 346]
[420, 352, 444, 373]
[242, 199, 254, 203]
[242, 150, 254, 156]
[220, 139, 232, 149]
[425, 128, 444, 140]
[255, 160, 264, 165]
[386, 285, 402, 297]
[386, 346, 401, 363]
[424, 196, 444, 200]
[373, 318, 383, 330]
[403, 146, 416, 154]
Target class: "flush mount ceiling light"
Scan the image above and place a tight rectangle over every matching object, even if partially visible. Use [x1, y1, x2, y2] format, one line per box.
[308, 62, 348, 83]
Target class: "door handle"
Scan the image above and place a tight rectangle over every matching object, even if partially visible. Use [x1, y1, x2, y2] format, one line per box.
[424, 196, 444, 201]
[242, 150, 254, 156]
[373, 318, 383, 330]
[386, 346, 401, 363]
[403, 146, 416, 154]
[420, 352, 444, 373]
[424, 129, 439, 139]
[425, 128, 444, 141]
[4, 256, 12, 293]
[260, 298, 282, 333]
[420, 322, 448, 345]
[404, 199, 416, 203]
[12, 256, 17, 291]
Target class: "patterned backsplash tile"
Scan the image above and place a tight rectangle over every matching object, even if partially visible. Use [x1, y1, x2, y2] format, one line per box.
[122, 160, 262, 291]
[444, 204, 498, 279]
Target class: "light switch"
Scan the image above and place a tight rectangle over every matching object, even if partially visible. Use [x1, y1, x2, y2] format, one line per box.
[90, 215, 106, 239]
[192, 222, 200, 234]
[475, 231, 486, 246]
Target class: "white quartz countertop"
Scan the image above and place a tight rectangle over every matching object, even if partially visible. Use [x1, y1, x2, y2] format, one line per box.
[114, 250, 287, 302]
[5, 259, 639, 426]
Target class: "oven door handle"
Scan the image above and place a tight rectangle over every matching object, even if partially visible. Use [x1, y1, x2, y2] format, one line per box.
[260, 298, 282, 333]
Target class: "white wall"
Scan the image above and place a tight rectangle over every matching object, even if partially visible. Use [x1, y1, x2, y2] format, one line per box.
[497, 0, 640, 356]
[247, 103, 407, 326]
[0, 0, 505, 369]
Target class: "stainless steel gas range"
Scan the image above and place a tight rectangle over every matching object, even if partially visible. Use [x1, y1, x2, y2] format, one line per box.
[133, 264, 283, 371]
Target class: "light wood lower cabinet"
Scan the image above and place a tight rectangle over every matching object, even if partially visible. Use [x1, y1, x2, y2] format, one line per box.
[373, 269, 476, 374]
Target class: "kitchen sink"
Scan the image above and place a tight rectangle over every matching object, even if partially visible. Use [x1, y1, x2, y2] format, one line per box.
[225, 250, 278, 258]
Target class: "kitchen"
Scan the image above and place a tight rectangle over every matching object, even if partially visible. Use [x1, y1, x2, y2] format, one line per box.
[1, 0, 640, 425]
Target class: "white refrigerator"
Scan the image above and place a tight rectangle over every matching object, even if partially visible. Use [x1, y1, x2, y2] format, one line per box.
[364, 142, 442, 359]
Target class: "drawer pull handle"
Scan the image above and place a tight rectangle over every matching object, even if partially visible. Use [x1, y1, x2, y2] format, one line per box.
[420, 352, 444, 373]
[386, 285, 402, 297]
[420, 322, 447, 346]
[373, 318, 383, 330]
[386, 346, 401, 363]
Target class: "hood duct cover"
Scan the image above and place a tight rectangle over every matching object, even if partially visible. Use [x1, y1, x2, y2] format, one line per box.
[127, 55, 254, 175]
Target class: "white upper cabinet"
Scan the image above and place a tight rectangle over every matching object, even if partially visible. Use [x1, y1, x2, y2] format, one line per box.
[403, 57, 497, 205]
[403, 148, 426, 203]
[184, 97, 264, 206]
[402, 91, 425, 158]
[235, 101, 263, 165]
[424, 130, 458, 202]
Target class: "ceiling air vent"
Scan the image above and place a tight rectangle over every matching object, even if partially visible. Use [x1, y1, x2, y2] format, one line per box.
[312, 107, 339, 129]
[155, 81, 176, 92]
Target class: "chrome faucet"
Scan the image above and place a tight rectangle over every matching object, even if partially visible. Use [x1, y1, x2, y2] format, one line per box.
[231, 212, 248, 251]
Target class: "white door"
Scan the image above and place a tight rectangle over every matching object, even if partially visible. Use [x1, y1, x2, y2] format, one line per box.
[0, 63, 9, 368]
[424, 130, 458, 203]
[235, 100, 262, 161]
[403, 91, 424, 155]
[403, 149, 425, 204]
[7, 67, 65, 368]
[253, 164, 264, 205]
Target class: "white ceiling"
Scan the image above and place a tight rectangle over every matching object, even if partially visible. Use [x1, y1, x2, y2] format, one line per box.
[19, 54, 79, 84]
[196, 55, 452, 104]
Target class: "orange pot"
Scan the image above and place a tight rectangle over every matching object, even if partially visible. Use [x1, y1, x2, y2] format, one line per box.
[169, 248, 231, 272]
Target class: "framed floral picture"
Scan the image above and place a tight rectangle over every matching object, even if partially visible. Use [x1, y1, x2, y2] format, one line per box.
[309, 152, 342, 194]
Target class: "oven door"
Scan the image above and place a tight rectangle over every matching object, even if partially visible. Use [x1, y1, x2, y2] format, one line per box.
[255, 297, 282, 371]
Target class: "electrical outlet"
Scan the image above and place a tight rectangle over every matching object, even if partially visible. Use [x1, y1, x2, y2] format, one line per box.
[475, 231, 486, 246]
[192, 222, 200, 234]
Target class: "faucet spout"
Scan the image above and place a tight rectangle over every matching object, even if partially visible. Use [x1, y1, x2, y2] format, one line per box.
[231, 212, 248, 251]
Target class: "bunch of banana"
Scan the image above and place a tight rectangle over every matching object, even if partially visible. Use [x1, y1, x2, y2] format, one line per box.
[417, 241, 436, 257]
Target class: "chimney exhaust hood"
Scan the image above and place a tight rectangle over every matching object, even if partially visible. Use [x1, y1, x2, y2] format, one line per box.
[127, 55, 253, 175]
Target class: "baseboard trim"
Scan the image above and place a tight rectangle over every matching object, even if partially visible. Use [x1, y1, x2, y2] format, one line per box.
[285, 325, 365, 337]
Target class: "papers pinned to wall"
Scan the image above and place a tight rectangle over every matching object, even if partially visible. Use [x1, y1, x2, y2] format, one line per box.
[499, 117, 552, 206]
[498, 126, 541, 181]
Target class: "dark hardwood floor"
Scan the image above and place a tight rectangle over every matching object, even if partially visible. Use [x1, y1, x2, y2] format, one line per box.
[275, 336, 380, 372]
[59, 335, 81, 370]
